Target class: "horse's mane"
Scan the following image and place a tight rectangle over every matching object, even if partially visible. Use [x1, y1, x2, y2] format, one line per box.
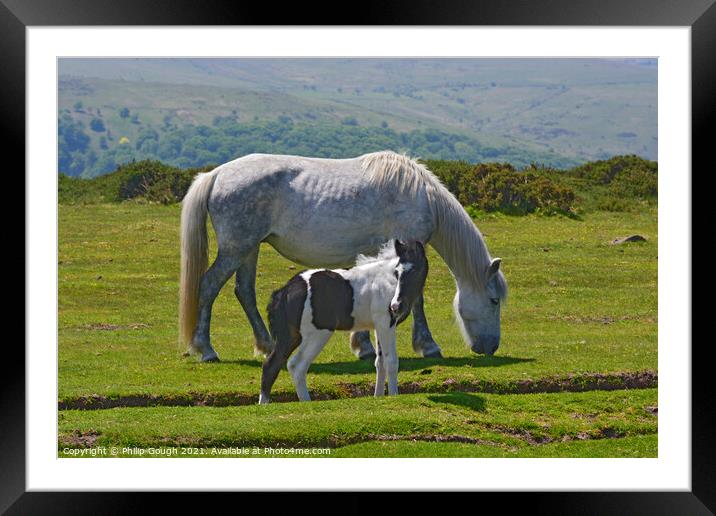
[360, 151, 507, 300]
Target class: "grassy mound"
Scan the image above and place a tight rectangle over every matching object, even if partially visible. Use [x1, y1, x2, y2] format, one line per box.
[58, 160, 214, 205]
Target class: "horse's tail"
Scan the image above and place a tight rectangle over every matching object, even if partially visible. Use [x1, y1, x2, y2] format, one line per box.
[179, 169, 219, 350]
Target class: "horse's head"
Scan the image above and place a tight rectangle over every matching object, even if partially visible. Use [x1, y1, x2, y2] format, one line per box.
[454, 258, 507, 355]
[389, 239, 428, 325]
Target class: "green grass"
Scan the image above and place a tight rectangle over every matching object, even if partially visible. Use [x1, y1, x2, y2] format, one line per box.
[58, 203, 657, 457]
[329, 434, 658, 458]
[58, 390, 657, 457]
[58, 204, 657, 400]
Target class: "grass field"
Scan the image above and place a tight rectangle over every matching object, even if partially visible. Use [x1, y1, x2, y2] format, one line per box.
[58, 203, 657, 457]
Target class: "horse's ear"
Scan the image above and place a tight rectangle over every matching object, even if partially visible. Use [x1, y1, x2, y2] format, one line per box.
[394, 239, 406, 255]
[487, 257, 501, 279]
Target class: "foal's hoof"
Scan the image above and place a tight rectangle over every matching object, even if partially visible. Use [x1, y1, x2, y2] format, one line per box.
[358, 350, 377, 361]
[423, 350, 444, 359]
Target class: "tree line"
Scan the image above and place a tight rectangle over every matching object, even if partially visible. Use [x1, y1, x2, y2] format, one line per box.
[59, 113, 579, 178]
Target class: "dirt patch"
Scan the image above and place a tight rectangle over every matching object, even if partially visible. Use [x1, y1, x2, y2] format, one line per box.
[364, 433, 502, 447]
[485, 424, 629, 446]
[610, 235, 647, 245]
[58, 370, 657, 411]
[60, 392, 258, 410]
[550, 314, 656, 324]
[506, 370, 657, 394]
[58, 428, 654, 454]
[485, 424, 552, 445]
[79, 323, 149, 331]
[58, 430, 100, 448]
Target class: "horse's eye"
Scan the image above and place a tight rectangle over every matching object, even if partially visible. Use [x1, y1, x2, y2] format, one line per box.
[490, 298, 499, 305]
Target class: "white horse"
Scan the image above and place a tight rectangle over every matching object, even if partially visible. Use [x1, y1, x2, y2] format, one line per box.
[259, 239, 428, 404]
[179, 151, 507, 362]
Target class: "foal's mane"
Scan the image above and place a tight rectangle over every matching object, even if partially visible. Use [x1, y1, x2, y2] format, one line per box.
[354, 241, 397, 267]
[360, 151, 507, 299]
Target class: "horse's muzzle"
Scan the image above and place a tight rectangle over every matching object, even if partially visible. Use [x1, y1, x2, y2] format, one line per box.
[471, 335, 499, 356]
[389, 305, 410, 326]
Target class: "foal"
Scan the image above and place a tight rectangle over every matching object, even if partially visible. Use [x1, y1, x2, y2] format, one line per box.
[259, 239, 428, 404]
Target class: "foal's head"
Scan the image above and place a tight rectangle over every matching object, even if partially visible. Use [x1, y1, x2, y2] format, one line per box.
[389, 239, 428, 325]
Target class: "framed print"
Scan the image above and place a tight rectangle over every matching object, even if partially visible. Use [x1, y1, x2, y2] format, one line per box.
[6, 0, 711, 512]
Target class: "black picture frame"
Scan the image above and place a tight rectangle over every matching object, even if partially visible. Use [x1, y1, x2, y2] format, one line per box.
[5, 0, 710, 513]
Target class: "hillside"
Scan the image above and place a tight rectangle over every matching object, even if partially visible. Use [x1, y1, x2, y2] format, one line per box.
[58, 58, 657, 177]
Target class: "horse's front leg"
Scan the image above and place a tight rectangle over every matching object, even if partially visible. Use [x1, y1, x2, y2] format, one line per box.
[411, 292, 443, 358]
[374, 336, 386, 397]
[234, 246, 273, 356]
[375, 325, 399, 395]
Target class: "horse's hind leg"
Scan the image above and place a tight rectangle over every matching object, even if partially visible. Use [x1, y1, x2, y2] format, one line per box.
[259, 345, 291, 405]
[192, 249, 241, 362]
[349, 331, 377, 361]
[287, 328, 332, 401]
[234, 246, 273, 356]
[411, 293, 443, 358]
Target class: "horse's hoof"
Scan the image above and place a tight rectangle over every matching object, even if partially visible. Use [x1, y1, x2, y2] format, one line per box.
[358, 351, 377, 361]
[201, 354, 220, 363]
[423, 350, 443, 359]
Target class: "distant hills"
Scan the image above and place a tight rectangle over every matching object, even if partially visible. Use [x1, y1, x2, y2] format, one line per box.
[58, 58, 657, 178]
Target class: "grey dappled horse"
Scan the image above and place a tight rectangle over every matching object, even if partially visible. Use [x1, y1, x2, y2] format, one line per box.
[179, 151, 507, 362]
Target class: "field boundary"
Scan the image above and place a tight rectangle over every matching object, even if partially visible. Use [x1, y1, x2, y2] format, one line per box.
[58, 428, 657, 452]
[58, 369, 657, 411]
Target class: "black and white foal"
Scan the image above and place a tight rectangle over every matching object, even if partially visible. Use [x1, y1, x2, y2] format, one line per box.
[259, 239, 428, 404]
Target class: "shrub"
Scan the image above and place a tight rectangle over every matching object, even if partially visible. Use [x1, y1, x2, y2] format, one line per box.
[89, 118, 106, 132]
[425, 160, 577, 215]
[456, 163, 576, 215]
[608, 166, 657, 198]
[594, 195, 635, 212]
[568, 155, 657, 191]
[423, 159, 473, 197]
[116, 160, 214, 204]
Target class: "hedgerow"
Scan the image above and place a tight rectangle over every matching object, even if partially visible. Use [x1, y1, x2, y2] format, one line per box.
[59, 155, 656, 214]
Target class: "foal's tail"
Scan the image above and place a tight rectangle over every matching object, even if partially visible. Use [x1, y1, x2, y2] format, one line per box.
[266, 287, 288, 352]
[179, 169, 219, 349]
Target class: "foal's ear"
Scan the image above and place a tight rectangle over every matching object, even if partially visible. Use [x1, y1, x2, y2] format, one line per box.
[487, 257, 502, 279]
[394, 239, 407, 255]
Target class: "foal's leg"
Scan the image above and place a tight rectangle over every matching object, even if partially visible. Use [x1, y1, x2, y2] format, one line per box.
[411, 292, 443, 358]
[287, 328, 332, 401]
[234, 246, 273, 356]
[192, 250, 241, 362]
[376, 324, 399, 395]
[259, 343, 294, 405]
[349, 331, 377, 361]
[374, 335, 386, 397]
